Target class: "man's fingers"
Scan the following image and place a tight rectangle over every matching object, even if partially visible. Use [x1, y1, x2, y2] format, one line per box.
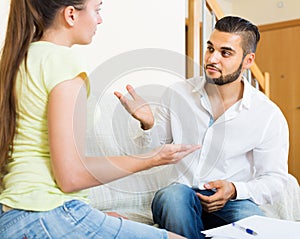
[197, 191, 221, 204]
[197, 193, 223, 212]
[114, 91, 130, 106]
[126, 84, 138, 100]
[204, 180, 223, 190]
[114, 91, 123, 99]
[114, 85, 138, 101]
[196, 192, 210, 203]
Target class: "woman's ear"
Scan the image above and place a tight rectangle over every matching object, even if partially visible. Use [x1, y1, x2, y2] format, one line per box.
[64, 6, 78, 27]
[243, 53, 255, 69]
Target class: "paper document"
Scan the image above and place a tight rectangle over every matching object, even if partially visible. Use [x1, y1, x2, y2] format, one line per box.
[202, 215, 300, 239]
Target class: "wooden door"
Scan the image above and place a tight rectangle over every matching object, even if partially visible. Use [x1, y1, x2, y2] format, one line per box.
[255, 22, 300, 182]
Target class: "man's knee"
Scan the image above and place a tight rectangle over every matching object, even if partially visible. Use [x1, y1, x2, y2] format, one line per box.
[152, 184, 200, 213]
[152, 184, 205, 238]
[152, 184, 197, 209]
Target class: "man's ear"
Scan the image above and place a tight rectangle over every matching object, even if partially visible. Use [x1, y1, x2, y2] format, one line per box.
[243, 53, 255, 69]
[64, 6, 78, 27]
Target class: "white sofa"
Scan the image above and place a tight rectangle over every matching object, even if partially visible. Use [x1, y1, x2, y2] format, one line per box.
[86, 90, 300, 224]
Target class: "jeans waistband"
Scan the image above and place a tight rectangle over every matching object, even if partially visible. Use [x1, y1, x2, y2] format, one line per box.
[0, 204, 13, 215]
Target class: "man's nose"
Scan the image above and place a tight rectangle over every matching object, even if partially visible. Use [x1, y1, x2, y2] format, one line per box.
[207, 52, 221, 64]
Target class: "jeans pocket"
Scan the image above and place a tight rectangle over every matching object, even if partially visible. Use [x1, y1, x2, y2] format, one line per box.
[1, 217, 52, 239]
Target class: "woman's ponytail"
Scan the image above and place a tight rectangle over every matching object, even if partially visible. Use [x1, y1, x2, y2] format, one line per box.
[0, 0, 35, 190]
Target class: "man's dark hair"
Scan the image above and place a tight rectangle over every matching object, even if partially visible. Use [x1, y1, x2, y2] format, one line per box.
[215, 16, 260, 55]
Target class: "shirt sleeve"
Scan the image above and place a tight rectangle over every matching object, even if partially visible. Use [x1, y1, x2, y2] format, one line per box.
[42, 47, 89, 95]
[132, 87, 174, 148]
[233, 108, 289, 205]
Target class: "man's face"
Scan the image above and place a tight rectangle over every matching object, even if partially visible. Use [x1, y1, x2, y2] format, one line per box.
[204, 30, 245, 86]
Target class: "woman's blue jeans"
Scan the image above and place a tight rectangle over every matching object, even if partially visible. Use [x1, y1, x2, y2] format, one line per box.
[0, 199, 168, 239]
[151, 183, 264, 239]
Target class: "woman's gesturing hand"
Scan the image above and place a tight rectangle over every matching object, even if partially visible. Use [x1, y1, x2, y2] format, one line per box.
[144, 144, 201, 168]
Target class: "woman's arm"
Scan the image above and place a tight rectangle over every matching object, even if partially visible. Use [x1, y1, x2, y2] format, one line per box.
[48, 77, 200, 193]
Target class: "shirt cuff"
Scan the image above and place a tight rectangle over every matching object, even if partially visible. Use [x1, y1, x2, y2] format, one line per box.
[132, 120, 157, 147]
[232, 181, 250, 200]
[137, 120, 156, 134]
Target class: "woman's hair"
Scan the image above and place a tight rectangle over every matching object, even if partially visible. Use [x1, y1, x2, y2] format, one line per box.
[215, 16, 260, 56]
[0, 0, 86, 190]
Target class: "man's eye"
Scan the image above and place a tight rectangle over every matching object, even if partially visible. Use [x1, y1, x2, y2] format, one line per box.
[222, 51, 231, 57]
[207, 46, 214, 52]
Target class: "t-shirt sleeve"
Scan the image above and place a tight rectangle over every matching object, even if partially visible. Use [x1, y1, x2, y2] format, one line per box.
[43, 47, 89, 95]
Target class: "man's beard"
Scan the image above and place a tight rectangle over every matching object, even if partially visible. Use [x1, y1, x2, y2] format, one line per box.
[205, 62, 243, 86]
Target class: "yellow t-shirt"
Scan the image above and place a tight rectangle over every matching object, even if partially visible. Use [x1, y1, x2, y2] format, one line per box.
[0, 41, 90, 211]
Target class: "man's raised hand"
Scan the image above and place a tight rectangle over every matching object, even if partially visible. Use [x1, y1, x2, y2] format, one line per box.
[114, 84, 154, 130]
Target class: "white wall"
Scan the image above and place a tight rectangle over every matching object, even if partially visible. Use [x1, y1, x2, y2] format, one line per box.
[0, 0, 9, 47]
[0, 0, 186, 98]
[185, 0, 300, 26]
[230, 0, 300, 25]
[0, 0, 185, 73]
[75, 0, 185, 72]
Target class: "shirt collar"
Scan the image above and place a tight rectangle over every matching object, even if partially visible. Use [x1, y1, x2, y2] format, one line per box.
[190, 75, 253, 110]
[240, 76, 252, 110]
[190, 76, 206, 95]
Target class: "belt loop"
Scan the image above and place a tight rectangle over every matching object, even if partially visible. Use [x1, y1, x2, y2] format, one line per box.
[0, 204, 3, 215]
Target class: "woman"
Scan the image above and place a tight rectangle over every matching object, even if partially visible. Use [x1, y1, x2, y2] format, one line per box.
[0, 0, 199, 238]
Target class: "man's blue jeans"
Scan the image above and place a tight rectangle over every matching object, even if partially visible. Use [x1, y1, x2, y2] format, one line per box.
[152, 183, 264, 239]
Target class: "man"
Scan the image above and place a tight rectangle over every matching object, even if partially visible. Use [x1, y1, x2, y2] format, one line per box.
[114, 16, 289, 239]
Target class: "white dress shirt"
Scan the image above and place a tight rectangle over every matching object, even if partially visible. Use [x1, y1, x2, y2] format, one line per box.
[134, 76, 289, 205]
